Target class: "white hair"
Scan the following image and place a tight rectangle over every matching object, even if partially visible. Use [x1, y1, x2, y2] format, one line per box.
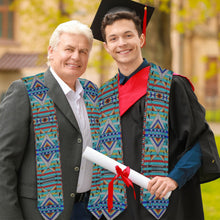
[49, 20, 93, 49]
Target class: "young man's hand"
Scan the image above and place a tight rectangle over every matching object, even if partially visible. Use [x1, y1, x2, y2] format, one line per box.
[147, 176, 178, 199]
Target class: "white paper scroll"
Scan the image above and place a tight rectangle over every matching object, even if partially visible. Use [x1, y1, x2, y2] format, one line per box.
[83, 146, 171, 199]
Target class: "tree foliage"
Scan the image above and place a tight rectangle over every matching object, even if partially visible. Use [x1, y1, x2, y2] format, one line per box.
[11, 0, 99, 50]
[141, 0, 220, 32]
[173, 0, 220, 34]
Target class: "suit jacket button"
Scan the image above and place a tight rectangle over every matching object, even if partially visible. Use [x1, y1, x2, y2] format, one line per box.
[70, 193, 75, 198]
[77, 138, 82, 144]
[74, 166, 80, 172]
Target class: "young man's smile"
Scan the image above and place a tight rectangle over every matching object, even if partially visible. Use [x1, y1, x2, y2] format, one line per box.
[104, 19, 145, 75]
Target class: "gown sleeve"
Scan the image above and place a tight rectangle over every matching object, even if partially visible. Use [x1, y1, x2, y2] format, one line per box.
[168, 142, 202, 188]
[168, 75, 220, 184]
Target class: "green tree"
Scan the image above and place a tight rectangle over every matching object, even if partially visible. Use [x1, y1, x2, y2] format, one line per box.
[11, 0, 78, 50]
[140, 0, 172, 69]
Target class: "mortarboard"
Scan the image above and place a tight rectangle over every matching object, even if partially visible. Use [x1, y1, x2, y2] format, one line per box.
[91, 0, 154, 42]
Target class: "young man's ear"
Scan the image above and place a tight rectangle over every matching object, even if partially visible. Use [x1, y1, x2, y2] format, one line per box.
[140, 33, 145, 48]
[103, 42, 110, 54]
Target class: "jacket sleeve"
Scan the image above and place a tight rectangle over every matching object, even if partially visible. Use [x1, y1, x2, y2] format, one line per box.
[0, 80, 30, 220]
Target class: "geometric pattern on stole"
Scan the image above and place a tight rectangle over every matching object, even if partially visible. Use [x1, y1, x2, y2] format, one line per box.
[22, 73, 64, 220]
[79, 78, 99, 150]
[140, 63, 173, 219]
[88, 76, 127, 220]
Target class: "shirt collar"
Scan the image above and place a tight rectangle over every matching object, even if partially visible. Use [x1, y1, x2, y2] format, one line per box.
[50, 66, 84, 97]
[119, 58, 149, 85]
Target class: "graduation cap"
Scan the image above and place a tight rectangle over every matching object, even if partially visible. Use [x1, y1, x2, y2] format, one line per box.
[91, 0, 155, 42]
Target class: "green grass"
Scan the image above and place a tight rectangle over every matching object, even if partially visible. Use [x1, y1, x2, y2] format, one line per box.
[206, 110, 220, 122]
[201, 136, 220, 220]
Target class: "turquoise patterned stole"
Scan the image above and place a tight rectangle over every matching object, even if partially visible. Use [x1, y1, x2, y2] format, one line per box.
[22, 72, 98, 220]
[22, 73, 64, 220]
[88, 63, 173, 220]
[141, 64, 172, 219]
[79, 78, 99, 149]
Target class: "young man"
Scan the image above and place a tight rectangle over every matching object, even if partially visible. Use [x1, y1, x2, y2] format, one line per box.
[0, 20, 98, 220]
[87, 0, 220, 219]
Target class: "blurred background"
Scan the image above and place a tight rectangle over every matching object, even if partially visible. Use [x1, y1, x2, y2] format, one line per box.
[0, 0, 220, 117]
[0, 0, 219, 218]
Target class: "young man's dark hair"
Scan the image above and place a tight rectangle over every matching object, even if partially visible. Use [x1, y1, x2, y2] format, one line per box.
[101, 11, 142, 42]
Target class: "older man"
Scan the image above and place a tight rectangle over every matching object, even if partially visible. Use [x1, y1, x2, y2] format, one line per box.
[0, 20, 98, 220]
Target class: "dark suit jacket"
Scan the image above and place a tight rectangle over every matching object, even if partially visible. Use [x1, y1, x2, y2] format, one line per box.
[0, 69, 97, 220]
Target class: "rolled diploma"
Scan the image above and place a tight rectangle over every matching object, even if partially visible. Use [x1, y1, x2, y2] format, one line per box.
[83, 146, 171, 199]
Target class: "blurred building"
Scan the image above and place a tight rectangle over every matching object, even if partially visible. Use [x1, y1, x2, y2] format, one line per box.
[171, 0, 220, 110]
[0, 0, 47, 99]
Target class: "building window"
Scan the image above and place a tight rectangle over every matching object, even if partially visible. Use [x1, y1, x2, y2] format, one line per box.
[205, 57, 218, 108]
[0, 0, 14, 40]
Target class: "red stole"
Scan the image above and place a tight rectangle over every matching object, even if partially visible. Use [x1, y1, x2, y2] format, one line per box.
[118, 66, 150, 116]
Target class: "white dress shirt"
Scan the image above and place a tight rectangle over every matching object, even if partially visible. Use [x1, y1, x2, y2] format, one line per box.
[50, 67, 93, 193]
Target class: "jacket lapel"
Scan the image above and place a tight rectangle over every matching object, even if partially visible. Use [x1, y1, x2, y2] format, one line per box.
[44, 69, 81, 132]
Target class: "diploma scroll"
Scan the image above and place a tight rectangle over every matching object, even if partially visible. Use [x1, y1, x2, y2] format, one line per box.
[83, 146, 171, 199]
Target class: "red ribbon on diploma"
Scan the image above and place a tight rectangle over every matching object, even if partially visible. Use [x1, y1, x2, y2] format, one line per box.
[108, 165, 136, 212]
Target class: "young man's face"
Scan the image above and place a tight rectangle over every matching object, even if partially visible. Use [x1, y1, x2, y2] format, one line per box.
[104, 19, 145, 72]
[48, 32, 91, 84]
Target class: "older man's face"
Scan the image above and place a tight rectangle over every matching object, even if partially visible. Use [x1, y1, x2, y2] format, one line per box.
[48, 32, 91, 86]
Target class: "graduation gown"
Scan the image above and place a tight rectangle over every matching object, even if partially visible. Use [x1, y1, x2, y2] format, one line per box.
[99, 74, 220, 220]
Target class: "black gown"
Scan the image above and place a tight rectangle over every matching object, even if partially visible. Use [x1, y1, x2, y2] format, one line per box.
[100, 75, 220, 220]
